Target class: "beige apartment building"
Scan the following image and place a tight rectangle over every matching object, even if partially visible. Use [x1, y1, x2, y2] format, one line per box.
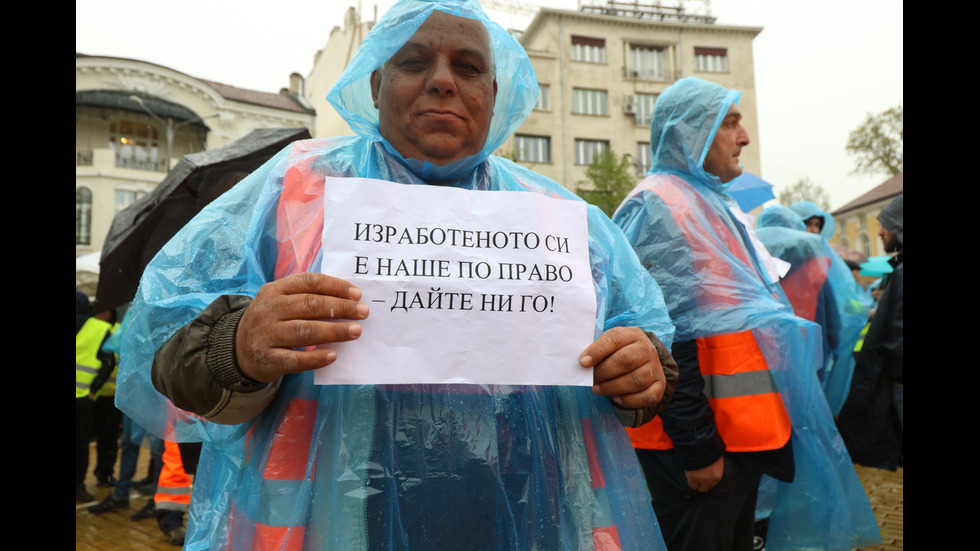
[831, 172, 903, 259]
[511, 5, 762, 190]
[75, 54, 314, 259]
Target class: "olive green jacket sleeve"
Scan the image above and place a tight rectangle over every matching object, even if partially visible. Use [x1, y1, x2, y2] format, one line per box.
[151, 294, 281, 425]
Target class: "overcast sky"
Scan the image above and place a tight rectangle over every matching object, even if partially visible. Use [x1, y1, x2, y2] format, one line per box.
[76, 0, 903, 210]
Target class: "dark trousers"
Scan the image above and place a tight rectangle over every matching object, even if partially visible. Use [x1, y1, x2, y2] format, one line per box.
[636, 449, 762, 551]
[76, 398, 94, 487]
[93, 396, 122, 478]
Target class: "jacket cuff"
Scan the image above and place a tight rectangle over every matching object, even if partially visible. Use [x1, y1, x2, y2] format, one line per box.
[206, 306, 265, 393]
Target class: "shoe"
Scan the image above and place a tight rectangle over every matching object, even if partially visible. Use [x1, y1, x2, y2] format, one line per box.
[132, 475, 152, 487]
[131, 501, 156, 521]
[136, 481, 156, 496]
[96, 474, 117, 488]
[165, 526, 185, 546]
[89, 494, 129, 514]
[76, 485, 95, 503]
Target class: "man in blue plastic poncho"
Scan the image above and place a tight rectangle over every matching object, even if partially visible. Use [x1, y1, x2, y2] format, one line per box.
[754, 204, 870, 417]
[612, 77, 880, 551]
[117, 1, 679, 550]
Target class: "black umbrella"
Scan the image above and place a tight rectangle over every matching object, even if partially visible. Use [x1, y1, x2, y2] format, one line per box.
[95, 127, 312, 312]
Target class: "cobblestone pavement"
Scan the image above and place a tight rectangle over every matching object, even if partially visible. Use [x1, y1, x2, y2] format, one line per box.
[855, 465, 904, 550]
[76, 443, 903, 550]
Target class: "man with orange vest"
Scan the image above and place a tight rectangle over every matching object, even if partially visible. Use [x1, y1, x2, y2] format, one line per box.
[613, 77, 879, 551]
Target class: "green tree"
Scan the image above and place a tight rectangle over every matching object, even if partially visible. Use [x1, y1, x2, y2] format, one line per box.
[575, 150, 637, 217]
[846, 105, 903, 176]
[778, 176, 830, 211]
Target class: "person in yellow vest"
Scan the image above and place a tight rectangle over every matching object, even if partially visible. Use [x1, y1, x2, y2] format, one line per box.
[613, 78, 879, 551]
[75, 292, 116, 502]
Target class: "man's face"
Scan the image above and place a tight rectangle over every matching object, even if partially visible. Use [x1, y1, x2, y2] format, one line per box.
[371, 11, 497, 165]
[804, 216, 823, 234]
[703, 104, 750, 183]
[879, 225, 900, 253]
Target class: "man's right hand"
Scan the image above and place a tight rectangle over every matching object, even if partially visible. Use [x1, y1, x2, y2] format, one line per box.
[685, 455, 725, 493]
[236, 272, 369, 383]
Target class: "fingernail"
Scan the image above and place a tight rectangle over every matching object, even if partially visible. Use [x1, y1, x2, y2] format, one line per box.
[580, 355, 592, 367]
[592, 385, 601, 394]
[356, 303, 369, 318]
[349, 323, 362, 338]
[612, 396, 623, 405]
[349, 286, 361, 300]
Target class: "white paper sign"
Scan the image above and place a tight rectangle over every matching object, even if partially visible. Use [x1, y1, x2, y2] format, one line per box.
[314, 177, 597, 386]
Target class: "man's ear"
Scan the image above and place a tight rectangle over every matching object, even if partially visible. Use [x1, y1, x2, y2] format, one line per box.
[370, 69, 382, 109]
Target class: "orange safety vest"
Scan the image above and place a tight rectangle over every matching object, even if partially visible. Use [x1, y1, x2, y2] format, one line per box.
[625, 177, 791, 452]
[154, 440, 192, 512]
[225, 153, 630, 551]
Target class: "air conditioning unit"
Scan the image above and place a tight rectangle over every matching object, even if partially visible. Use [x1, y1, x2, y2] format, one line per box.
[623, 95, 636, 114]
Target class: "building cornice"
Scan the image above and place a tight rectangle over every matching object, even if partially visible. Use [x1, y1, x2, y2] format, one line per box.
[521, 8, 762, 46]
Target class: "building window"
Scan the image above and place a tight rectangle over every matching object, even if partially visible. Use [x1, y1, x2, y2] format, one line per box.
[858, 233, 872, 257]
[514, 135, 551, 163]
[115, 188, 147, 212]
[572, 88, 609, 116]
[76, 187, 92, 245]
[571, 36, 606, 63]
[629, 45, 666, 80]
[633, 93, 658, 126]
[838, 237, 850, 250]
[636, 142, 652, 176]
[695, 47, 729, 73]
[575, 139, 609, 165]
[536, 84, 550, 111]
[110, 120, 163, 171]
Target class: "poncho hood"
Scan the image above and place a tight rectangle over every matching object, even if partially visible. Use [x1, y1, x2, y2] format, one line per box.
[790, 201, 836, 241]
[758, 204, 806, 231]
[878, 193, 903, 247]
[326, 0, 537, 182]
[648, 76, 741, 192]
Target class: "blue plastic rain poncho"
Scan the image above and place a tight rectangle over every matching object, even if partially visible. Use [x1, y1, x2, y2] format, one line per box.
[612, 77, 879, 550]
[755, 205, 870, 416]
[116, 1, 674, 550]
[790, 200, 836, 242]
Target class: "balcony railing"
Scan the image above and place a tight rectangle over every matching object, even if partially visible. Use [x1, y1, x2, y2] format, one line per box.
[76, 150, 93, 167]
[115, 155, 168, 173]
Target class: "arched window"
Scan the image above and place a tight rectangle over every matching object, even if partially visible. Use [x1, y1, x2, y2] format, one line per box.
[76, 187, 92, 245]
[858, 233, 872, 258]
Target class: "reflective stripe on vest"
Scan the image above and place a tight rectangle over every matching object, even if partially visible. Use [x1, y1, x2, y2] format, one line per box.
[75, 318, 112, 398]
[627, 330, 792, 451]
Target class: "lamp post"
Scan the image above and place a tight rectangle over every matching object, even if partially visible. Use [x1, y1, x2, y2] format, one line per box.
[128, 95, 219, 171]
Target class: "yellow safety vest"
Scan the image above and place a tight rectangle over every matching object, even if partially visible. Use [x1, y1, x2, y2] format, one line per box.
[75, 318, 112, 399]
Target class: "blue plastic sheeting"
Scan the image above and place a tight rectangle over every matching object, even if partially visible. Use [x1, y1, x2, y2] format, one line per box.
[614, 77, 880, 551]
[116, 1, 674, 549]
[756, 205, 870, 416]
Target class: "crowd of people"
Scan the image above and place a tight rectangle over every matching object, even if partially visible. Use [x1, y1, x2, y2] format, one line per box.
[78, 1, 902, 549]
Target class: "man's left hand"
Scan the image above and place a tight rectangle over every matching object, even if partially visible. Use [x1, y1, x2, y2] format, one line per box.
[581, 327, 667, 409]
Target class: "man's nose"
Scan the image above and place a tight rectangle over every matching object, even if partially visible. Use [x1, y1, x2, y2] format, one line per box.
[737, 125, 750, 146]
[426, 57, 457, 95]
